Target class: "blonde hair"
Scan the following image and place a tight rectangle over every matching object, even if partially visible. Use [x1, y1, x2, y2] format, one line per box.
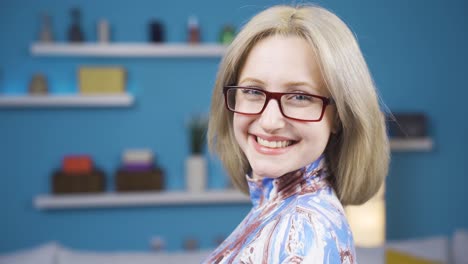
[208, 4, 389, 205]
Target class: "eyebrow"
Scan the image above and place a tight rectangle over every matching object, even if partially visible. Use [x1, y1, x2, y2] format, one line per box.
[238, 78, 319, 92]
[238, 77, 265, 86]
[285, 81, 317, 90]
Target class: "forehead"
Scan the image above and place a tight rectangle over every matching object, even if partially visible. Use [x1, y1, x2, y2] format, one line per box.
[238, 35, 325, 94]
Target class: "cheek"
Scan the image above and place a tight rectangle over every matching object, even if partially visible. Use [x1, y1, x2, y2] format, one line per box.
[300, 120, 334, 151]
[233, 114, 249, 145]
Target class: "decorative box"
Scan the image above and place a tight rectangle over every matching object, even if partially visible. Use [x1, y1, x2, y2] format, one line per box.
[78, 66, 126, 94]
[115, 168, 164, 192]
[388, 113, 428, 138]
[52, 169, 106, 194]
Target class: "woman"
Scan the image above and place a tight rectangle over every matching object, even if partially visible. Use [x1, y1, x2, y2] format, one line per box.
[204, 4, 389, 263]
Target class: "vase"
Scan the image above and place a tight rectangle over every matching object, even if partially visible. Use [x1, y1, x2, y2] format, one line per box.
[185, 154, 206, 192]
[97, 19, 110, 43]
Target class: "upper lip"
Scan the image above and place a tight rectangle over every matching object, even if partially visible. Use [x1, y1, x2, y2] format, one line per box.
[252, 133, 297, 142]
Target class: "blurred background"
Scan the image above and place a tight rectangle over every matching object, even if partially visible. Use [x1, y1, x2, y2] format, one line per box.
[0, 0, 467, 258]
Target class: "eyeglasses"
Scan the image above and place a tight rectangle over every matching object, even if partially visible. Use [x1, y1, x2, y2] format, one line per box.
[223, 86, 334, 122]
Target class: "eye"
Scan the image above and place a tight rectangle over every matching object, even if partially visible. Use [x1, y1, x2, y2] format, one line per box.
[292, 94, 312, 101]
[241, 88, 262, 95]
[286, 93, 314, 102]
[240, 88, 265, 99]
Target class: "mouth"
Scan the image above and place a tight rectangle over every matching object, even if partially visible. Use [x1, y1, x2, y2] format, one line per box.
[255, 136, 298, 149]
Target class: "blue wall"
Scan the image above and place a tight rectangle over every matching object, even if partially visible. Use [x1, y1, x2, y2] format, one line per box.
[0, 0, 467, 252]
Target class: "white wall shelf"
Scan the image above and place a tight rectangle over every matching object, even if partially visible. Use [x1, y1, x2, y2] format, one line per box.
[390, 137, 433, 151]
[31, 43, 227, 57]
[0, 94, 134, 108]
[34, 190, 250, 210]
[33, 138, 432, 211]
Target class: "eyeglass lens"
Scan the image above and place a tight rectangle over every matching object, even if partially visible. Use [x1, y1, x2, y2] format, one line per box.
[226, 87, 325, 121]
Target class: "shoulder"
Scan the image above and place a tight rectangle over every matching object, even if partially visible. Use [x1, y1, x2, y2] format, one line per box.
[273, 192, 356, 263]
[295, 187, 347, 226]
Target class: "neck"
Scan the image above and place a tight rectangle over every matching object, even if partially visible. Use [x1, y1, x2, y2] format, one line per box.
[247, 155, 329, 207]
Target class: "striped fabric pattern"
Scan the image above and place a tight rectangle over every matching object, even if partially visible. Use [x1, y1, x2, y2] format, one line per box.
[203, 155, 356, 264]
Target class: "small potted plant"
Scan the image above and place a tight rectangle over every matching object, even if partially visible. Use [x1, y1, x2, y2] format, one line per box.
[189, 114, 208, 155]
[185, 114, 208, 192]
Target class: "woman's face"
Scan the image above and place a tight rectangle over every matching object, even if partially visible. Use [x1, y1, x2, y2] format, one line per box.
[233, 35, 336, 179]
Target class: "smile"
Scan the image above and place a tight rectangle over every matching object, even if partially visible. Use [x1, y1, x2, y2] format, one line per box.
[256, 136, 295, 149]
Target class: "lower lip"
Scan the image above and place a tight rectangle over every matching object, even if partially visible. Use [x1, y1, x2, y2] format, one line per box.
[250, 135, 294, 155]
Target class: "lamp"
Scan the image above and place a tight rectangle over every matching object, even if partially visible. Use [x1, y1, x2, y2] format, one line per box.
[345, 185, 386, 247]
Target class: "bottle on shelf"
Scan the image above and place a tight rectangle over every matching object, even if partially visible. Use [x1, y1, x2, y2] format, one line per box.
[39, 13, 54, 43]
[187, 15, 200, 44]
[183, 237, 199, 251]
[150, 236, 166, 252]
[68, 8, 84, 42]
[149, 20, 165, 43]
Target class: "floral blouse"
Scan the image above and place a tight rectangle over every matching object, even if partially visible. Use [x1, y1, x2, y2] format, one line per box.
[203, 156, 356, 264]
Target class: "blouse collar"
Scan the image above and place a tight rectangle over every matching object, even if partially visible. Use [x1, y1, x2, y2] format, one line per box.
[246, 155, 329, 207]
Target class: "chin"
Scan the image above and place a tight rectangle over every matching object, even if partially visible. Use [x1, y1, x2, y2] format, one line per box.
[251, 164, 286, 179]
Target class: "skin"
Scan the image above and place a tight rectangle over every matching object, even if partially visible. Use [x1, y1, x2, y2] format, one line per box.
[233, 35, 336, 180]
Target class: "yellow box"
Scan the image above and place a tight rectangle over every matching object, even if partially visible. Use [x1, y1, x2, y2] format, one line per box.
[78, 67, 126, 94]
[385, 249, 442, 264]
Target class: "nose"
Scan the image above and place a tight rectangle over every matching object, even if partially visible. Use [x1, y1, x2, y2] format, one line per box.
[258, 99, 286, 132]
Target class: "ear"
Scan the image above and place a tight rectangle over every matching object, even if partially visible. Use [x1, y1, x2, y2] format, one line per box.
[331, 112, 341, 134]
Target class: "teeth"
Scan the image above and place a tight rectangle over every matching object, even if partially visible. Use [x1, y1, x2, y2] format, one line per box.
[257, 137, 292, 148]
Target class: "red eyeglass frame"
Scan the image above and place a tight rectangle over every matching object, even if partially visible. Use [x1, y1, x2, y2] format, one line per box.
[223, 86, 335, 122]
